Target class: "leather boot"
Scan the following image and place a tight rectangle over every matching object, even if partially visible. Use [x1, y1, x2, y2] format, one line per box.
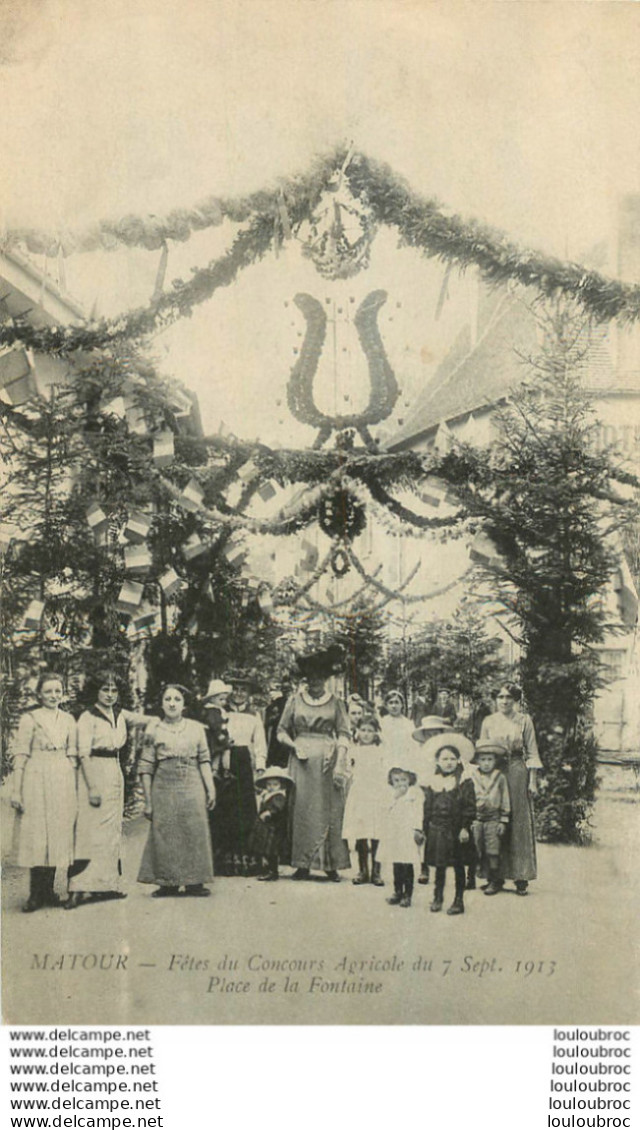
[447, 895, 465, 915]
[371, 861, 384, 887]
[352, 841, 369, 885]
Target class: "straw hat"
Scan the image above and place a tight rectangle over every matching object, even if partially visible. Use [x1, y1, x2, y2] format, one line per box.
[203, 679, 232, 703]
[412, 715, 453, 741]
[255, 767, 294, 788]
[422, 731, 475, 764]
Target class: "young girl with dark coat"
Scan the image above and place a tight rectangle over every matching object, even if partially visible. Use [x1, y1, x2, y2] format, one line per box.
[423, 740, 476, 916]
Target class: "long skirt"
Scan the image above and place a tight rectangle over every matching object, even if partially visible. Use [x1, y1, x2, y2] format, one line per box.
[288, 734, 350, 872]
[138, 759, 213, 886]
[13, 749, 77, 871]
[503, 756, 537, 881]
[69, 756, 124, 894]
[208, 746, 258, 870]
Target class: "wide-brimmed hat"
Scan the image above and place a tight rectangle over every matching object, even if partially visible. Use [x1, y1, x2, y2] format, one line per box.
[412, 715, 453, 741]
[422, 732, 475, 764]
[295, 644, 345, 680]
[203, 679, 232, 702]
[471, 739, 508, 764]
[255, 767, 294, 788]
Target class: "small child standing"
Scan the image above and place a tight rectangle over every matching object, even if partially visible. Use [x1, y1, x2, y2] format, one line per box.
[468, 740, 510, 895]
[423, 741, 476, 916]
[250, 767, 293, 881]
[343, 714, 387, 887]
[377, 763, 423, 908]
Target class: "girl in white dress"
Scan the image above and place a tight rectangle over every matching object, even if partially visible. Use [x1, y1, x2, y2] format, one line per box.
[343, 714, 387, 886]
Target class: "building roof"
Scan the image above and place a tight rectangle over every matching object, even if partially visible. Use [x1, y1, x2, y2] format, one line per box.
[388, 286, 539, 450]
[387, 282, 628, 451]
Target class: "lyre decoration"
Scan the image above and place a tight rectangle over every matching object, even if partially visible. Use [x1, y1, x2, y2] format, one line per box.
[287, 289, 399, 448]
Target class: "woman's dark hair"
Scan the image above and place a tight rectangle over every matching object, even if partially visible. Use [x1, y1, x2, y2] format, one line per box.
[36, 670, 65, 696]
[84, 669, 126, 703]
[160, 683, 191, 705]
[496, 682, 522, 703]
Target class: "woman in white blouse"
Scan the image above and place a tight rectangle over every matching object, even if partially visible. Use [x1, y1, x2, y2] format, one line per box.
[10, 672, 81, 912]
[66, 671, 149, 908]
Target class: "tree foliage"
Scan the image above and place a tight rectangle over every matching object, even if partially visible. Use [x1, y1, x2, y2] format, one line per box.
[439, 300, 638, 841]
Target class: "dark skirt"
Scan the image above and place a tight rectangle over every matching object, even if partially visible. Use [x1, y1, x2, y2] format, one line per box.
[287, 734, 350, 872]
[503, 756, 537, 881]
[209, 746, 258, 870]
[138, 759, 213, 886]
[425, 790, 473, 869]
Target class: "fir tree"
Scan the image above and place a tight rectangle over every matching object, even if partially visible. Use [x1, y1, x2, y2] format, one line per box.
[441, 299, 638, 842]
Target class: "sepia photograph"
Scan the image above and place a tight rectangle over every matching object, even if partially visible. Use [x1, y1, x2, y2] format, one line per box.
[0, 0, 639, 1027]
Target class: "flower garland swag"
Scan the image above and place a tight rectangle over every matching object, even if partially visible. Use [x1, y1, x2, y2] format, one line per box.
[4, 150, 640, 359]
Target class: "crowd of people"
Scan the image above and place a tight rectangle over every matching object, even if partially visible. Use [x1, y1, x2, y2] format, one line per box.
[7, 646, 542, 915]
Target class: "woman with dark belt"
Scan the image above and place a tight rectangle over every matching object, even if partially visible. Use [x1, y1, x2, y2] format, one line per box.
[66, 671, 150, 909]
[202, 679, 265, 876]
[277, 646, 351, 881]
[479, 682, 542, 895]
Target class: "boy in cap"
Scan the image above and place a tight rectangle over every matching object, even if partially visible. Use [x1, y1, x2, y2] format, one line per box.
[468, 740, 510, 895]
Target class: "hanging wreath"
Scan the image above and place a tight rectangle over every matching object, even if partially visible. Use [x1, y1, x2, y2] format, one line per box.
[330, 546, 351, 578]
[300, 173, 376, 279]
[318, 489, 366, 542]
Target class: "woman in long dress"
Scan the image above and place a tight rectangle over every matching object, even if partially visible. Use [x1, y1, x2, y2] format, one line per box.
[479, 682, 542, 895]
[10, 672, 81, 912]
[202, 679, 265, 875]
[137, 684, 216, 897]
[277, 647, 351, 881]
[66, 671, 150, 908]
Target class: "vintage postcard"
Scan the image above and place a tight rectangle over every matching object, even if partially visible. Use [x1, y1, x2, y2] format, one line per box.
[1, 0, 639, 1027]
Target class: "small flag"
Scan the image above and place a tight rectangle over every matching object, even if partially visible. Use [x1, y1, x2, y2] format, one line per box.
[94, 527, 110, 549]
[101, 396, 127, 420]
[23, 599, 45, 629]
[0, 348, 37, 405]
[126, 404, 150, 436]
[180, 478, 205, 513]
[153, 431, 175, 467]
[419, 477, 458, 508]
[222, 530, 247, 568]
[183, 533, 209, 561]
[124, 510, 152, 544]
[124, 545, 153, 573]
[469, 531, 503, 571]
[116, 581, 144, 615]
[300, 539, 319, 572]
[86, 502, 109, 533]
[132, 606, 159, 632]
[158, 567, 184, 597]
[257, 589, 274, 615]
[236, 460, 259, 484]
[257, 480, 278, 503]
